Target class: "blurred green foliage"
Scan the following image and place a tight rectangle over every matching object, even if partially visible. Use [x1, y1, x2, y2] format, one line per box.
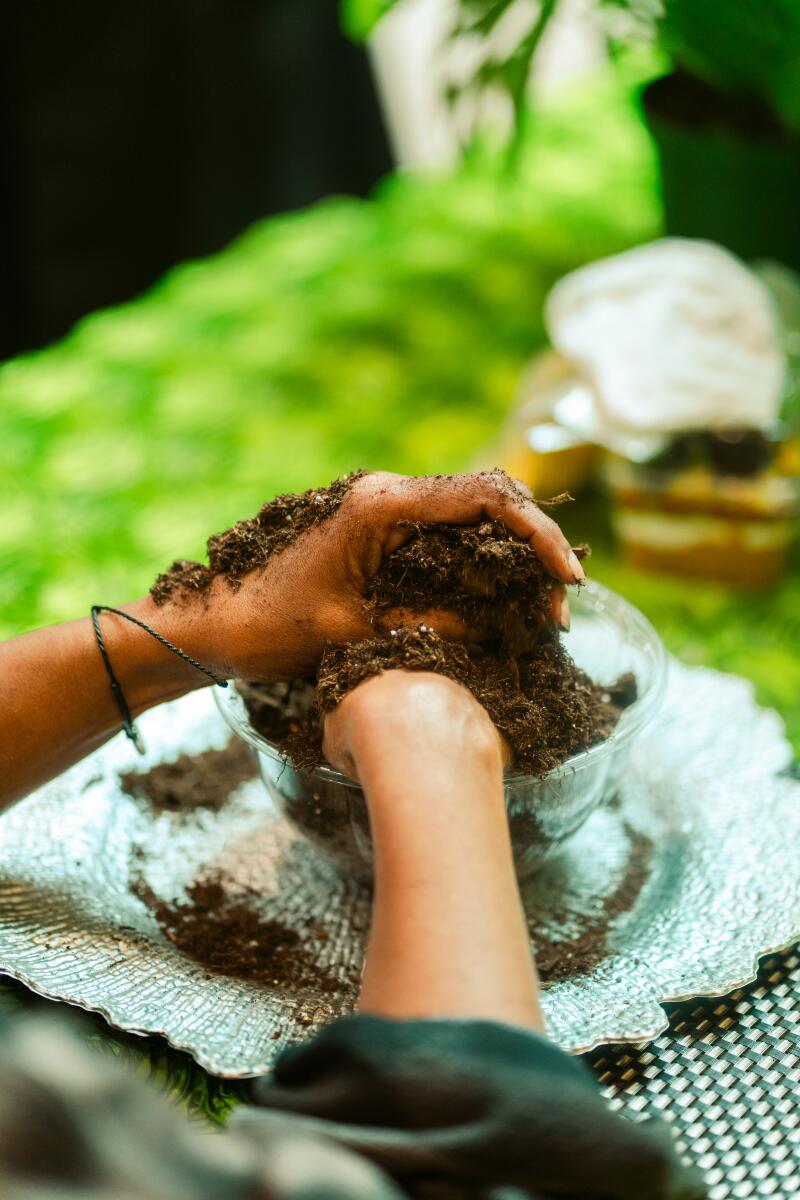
[1, 59, 798, 761]
[611, 0, 800, 133]
[341, 0, 397, 40]
[348, 0, 800, 137]
[0, 64, 656, 638]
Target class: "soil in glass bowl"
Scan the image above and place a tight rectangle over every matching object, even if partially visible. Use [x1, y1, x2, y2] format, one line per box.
[224, 583, 662, 881]
[148, 471, 656, 875]
[148, 468, 633, 776]
[233, 504, 636, 778]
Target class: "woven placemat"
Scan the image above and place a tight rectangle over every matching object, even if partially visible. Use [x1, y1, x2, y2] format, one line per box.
[587, 943, 800, 1198]
[1, 946, 798, 1191]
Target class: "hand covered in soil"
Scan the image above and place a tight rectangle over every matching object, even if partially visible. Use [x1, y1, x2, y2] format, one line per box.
[322, 666, 513, 781]
[175, 470, 584, 681]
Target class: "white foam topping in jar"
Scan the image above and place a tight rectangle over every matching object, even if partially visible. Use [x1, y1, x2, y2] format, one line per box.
[546, 239, 785, 436]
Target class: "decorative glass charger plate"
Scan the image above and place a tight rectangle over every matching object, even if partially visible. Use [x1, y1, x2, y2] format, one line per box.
[0, 657, 797, 1077]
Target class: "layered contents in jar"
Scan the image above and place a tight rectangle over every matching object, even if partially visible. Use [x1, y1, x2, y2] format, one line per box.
[607, 427, 799, 586]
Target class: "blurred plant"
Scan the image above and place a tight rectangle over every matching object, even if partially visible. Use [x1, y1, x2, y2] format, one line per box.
[343, 0, 800, 140]
[610, 0, 800, 134]
[0, 64, 657, 640]
[343, 0, 562, 144]
[341, 0, 398, 38]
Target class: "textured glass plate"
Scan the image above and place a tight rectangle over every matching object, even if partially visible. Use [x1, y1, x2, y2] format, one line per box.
[0, 658, 797, 1076]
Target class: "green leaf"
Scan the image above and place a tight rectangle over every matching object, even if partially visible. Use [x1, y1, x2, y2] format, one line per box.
[461, 0, 559, 148]
[452, 0, 518, 37]
[340, 0, 400, 40]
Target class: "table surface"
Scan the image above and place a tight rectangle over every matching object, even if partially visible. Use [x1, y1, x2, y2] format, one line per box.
[590, 944, 800, 1199]
[1, 61, 798, 1196]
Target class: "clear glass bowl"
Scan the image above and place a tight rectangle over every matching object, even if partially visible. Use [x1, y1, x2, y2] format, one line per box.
[215, 581, 667, 881]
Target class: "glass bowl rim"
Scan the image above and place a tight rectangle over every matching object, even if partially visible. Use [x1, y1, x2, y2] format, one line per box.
[214, 579, 667, 788]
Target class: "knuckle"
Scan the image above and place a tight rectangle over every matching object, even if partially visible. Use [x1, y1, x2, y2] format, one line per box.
[345, 471, 407, 524]
[478, 469, 516, 506]
[350, 470, 398, 502]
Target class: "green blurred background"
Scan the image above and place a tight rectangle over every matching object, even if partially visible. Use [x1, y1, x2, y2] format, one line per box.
[2, 60, 798, 752]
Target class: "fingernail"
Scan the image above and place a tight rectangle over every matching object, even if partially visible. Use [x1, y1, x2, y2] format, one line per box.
[568, 550, 585, 583]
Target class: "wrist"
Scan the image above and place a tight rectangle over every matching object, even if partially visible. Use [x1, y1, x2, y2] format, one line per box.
[99, 598, 217, 717]
[145, 574, 290, 682]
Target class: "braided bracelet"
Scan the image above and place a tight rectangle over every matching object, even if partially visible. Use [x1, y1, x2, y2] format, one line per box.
[91, 605, 228, 755]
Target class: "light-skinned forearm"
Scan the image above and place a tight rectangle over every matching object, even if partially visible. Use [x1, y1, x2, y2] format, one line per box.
[324, 672, 544, 1033]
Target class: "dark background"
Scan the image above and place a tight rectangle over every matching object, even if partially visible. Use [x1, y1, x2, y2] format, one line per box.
[0, 0, 392, 358]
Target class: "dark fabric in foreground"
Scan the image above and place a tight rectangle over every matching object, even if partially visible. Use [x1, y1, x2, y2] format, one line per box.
[0, 1013, 705, 1199]
[249, 1015, 706, 1199]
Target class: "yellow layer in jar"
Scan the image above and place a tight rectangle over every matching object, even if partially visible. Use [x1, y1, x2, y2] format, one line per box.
[613, 509, 795, 587]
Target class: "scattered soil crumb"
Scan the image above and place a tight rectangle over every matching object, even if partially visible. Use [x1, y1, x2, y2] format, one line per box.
[531, 826, 654, 984]
[132, 872, 356, 995]
[150, 472, 364, 603]
[119, 740, 258, 815]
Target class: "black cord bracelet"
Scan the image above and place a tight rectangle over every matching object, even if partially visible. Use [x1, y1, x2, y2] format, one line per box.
[91, 605, 228, 756]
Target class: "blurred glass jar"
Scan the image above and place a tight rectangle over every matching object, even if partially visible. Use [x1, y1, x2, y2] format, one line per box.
[500, 349, 798, 588]
[606, 429, 799, 588]
[499, 352, 597, 498]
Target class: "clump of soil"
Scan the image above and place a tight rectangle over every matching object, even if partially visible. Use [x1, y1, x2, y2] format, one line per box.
[119, 740, 258, 815]
[236, 507, 633, 775]
[148, 470, 634, 775]
[369, 520, 555, 654]
[150, 472, 364, 604]
[236, 680, 317, 747]
[132, 872, 354, 994]
[309, 627, 633, 777]
[530, 826, 654, 984]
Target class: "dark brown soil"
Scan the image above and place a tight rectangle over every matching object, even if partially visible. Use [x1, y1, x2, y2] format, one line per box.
[246, 636, 633, 779]
[150, 472, 363, 604]
[149, 471, 633, 775]
[236, 680, 317, 747]
[530, 826, 654, 984]
[366, 519, 557, 654]
[119, 740, 258, 814]
[132, 872, 354, 994]
[315, 628, 632, 777]
[239, 512, 633, 775]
